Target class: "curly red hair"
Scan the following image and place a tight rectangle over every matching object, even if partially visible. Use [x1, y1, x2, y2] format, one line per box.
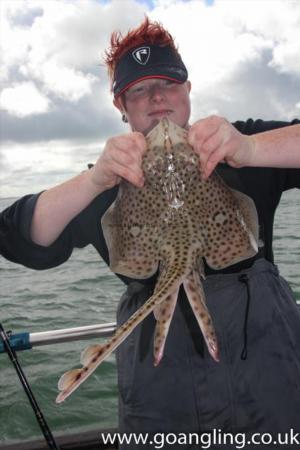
[104, 17, 178, 88]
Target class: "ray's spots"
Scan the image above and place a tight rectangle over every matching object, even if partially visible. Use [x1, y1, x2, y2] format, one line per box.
[56, 118, 258, 403]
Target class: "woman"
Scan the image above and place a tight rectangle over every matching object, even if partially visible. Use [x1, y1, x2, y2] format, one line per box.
[1, 18, 300, 448]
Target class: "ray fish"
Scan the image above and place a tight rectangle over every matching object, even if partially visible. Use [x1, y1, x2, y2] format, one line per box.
[56, 118, 258, 403]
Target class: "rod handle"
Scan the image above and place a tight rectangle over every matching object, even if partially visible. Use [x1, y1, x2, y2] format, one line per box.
[0, 332, 31, 354]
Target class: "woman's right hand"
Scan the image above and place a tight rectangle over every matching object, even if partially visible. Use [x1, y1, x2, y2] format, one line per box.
[88, 131, 147, 192]
[30, 132, 147, 246]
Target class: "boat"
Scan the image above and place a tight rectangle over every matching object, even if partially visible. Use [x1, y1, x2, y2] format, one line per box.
[2, 304, 300, 449]
[2, 428, 118, 450]
[0, 323, 118, 450]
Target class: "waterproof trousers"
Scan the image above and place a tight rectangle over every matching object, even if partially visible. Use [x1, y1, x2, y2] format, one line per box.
[116, 259, 300, 449]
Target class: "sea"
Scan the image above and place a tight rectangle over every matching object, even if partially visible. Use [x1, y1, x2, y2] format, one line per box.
[0, 190, 299, 446]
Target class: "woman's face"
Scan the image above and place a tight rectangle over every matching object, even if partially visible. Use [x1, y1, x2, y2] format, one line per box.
[115, 78, 192, 135]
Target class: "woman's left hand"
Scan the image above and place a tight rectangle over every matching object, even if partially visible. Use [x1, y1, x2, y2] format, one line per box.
[188, 115, 255, 178]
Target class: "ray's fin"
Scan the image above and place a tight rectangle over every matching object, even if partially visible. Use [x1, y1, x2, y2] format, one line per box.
[80, 344, 104, 366]
[153, 288, 179, 366]
[56, 263, 189, 403]
[229, 187, 259, 251]
[183, 269, 219, 362]
[58, 369, 83, 392]
[56, 343, 108, 403]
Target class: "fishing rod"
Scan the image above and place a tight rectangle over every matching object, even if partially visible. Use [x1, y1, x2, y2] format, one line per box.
[0, 322, 60, 450]
[0, 322, 117, 353]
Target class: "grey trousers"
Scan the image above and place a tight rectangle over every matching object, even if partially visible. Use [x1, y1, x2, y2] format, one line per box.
[116, 259, 300, 448]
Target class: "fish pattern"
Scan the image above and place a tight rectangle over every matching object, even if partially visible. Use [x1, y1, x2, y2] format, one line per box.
[56, 118, 258, 403]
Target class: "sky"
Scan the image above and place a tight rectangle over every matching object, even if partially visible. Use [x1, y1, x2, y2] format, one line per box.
[0, 0, 300, 197]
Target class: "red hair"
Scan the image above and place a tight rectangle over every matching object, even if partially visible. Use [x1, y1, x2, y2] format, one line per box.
[104, 17, 178, 87]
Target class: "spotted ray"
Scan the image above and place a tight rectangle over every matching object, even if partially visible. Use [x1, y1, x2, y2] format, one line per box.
[153, 288, 179, 366]
[56, 118, 258, 403]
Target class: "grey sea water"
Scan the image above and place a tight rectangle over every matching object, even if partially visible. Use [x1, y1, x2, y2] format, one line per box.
[0, 190, 299, 445]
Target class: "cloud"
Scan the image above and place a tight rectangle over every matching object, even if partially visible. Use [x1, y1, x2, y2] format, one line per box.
[0, 0, 145, 148]
[2, 0, 300, 125]
[20, 60, 97, 102]
[0, 0, 300, 197]
[0, 0, 145, 112]
[0, 139, 107, 198]
[149, 0, 300, 120]
[150, 0, 300, 84]
[0, 81, 51, 117]
[271, 39, 300, 77]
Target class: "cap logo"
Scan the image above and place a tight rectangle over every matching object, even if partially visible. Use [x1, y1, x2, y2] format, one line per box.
[132, 46, 150, 65]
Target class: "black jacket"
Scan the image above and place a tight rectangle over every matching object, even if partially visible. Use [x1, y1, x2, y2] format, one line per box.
[1, 119, 299, 284]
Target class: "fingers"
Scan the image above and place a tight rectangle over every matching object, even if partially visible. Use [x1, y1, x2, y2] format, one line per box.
[188, 116, 246, 179]
[188, 115, 220, 151]
[93, 132, 147, 191]
[131, 131, 148, 156]
[200, 123, 233, 178]
[106, 147, 144, 187]
[188, 116, 226, 178]
[204, 143, 231, 179]
[108, 132, 147, 186]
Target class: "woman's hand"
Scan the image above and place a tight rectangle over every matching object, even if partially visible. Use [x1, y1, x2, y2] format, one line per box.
[188, 115, 255, 178]
[89, 131, 147, 192]
[30, 132, 146, 246]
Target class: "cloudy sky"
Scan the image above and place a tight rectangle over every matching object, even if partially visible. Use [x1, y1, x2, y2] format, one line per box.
[1, 0, 300, 198]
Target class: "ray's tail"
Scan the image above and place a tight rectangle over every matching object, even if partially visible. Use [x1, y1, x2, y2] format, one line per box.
[183, 270, 219, 362]
[153, 288, 179, 366]
[56, 263, 190, 403]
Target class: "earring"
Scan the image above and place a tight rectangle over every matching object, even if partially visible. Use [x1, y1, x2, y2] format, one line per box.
[122, 113, 128, 123]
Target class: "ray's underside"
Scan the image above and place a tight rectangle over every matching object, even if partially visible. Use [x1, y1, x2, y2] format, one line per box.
[56, 118, 258, 403]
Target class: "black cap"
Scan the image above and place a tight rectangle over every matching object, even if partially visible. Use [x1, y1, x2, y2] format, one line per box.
[113, 44, 188, 98]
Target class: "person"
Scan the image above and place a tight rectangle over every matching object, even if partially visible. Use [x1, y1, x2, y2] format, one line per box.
[1, 18, 300, 449]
